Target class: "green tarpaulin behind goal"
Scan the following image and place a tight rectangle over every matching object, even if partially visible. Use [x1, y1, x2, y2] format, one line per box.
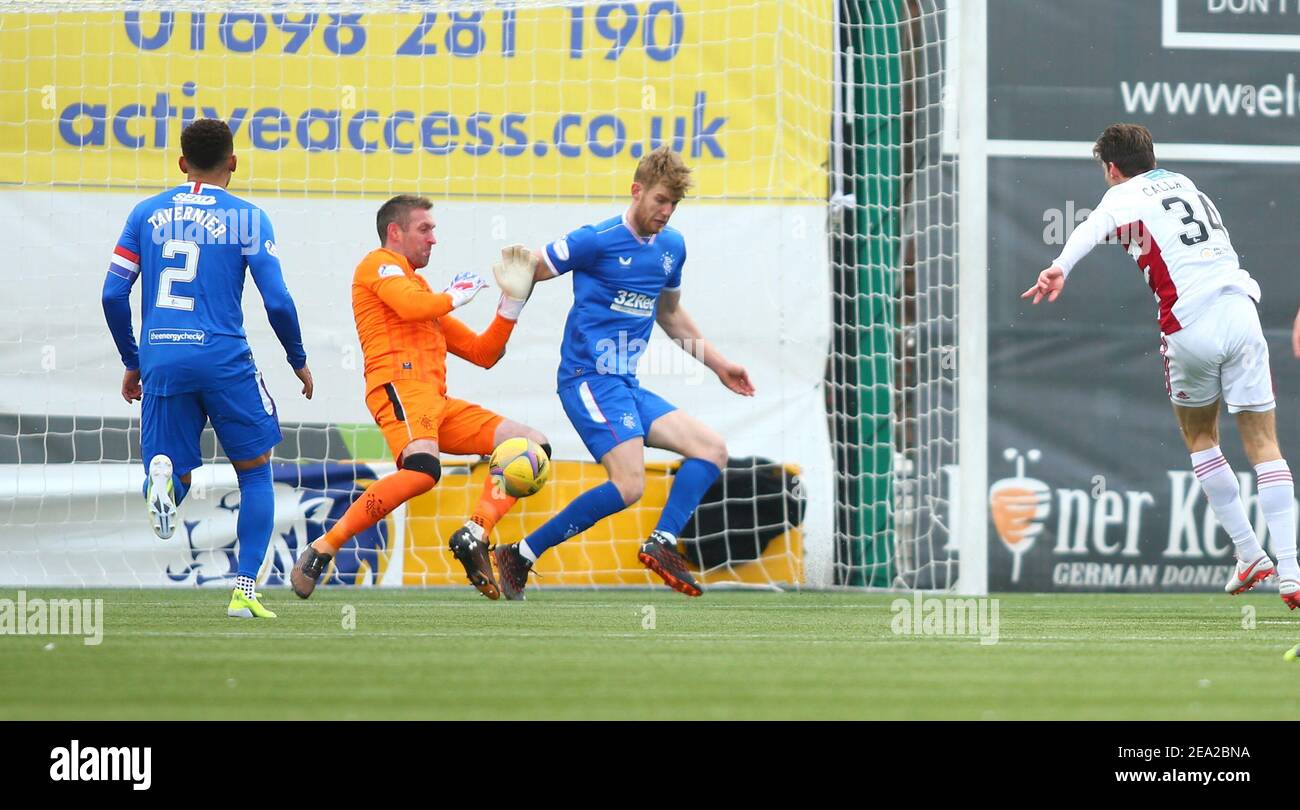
[831, 0, 900, 587]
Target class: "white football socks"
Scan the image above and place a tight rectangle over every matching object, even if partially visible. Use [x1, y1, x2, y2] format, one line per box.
[1192, 447, 1265, 563]
[518, 540, 538, 563]
[1255, 459, 1297, 578]
[235, 575, 256, 600]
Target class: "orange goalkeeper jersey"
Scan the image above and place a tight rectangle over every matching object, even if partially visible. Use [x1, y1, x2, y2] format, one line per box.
[351, 247, 515, 396]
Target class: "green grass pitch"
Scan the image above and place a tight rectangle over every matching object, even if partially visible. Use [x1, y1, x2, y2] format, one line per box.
[2, 589, 1298, 720]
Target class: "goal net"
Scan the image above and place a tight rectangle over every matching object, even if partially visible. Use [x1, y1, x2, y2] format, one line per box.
[0, 0, 845, 591]
[827, 0, 962, 590]
[1, 0, 978, 594]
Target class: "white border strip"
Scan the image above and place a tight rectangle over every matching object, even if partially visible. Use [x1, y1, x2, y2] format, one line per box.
[942, 0, 961, 155]
[1163, 0, 1300, 52]
[956, 0, 988, 597]
[988, 139, 1300, 164]
[577, 381, 608, 424]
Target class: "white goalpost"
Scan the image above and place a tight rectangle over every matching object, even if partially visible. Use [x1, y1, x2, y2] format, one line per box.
[956, 0, 988, 596]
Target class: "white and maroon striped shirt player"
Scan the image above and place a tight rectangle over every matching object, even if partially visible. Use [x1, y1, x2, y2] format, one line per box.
[1052, 168, 1259, 334]
[1047, 163, 1300, 601]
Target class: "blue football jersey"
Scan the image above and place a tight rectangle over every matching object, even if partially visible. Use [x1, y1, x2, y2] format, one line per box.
[107, 182, 305, 396]
[543, 213, 685, 388]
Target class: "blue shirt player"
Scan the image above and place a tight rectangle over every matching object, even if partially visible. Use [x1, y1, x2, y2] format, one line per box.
[100, 119, 312, 619]
[491, 147, 755, 599]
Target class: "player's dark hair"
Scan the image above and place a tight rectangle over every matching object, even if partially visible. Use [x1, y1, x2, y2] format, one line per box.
[377, 195, 433, 243]
[180, 118, 234, 172]
[1093, 124, 1156, 177]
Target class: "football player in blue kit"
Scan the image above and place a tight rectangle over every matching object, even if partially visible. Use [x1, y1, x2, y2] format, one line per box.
[492, 147, 755, 599]
[101, 119, 312, 618]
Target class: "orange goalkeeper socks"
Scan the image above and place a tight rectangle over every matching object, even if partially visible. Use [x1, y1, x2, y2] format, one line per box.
[470, 474, 517, 536]
[313, 468, 438, 553]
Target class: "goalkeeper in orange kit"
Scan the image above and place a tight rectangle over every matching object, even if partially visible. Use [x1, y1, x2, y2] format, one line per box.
[291, 194, 546, 600]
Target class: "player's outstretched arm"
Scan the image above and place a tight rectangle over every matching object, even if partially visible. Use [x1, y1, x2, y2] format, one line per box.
[438, 247, 540, 367]
[442, 314, 513, 369]
[441, 264, 525, 369]
[1033, 196, 1122, 302]
[531, 226, 598, 285]
[656, 289, 755, 396]
[1021, 265, 1066, 304]
[368, 269, 483, 323]
[530, 247, 559, 283]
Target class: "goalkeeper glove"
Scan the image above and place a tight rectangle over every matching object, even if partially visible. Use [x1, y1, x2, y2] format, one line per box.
[494, 244, 536, 321]
[444, 271, 488, 309]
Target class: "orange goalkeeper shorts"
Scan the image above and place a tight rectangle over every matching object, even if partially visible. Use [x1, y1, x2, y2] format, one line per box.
[365, 380, 503, 461]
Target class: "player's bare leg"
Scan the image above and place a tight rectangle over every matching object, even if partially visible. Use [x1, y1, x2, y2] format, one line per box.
[450, 418, 548, 600]
[1172, 401, 1275, 594]
[638, 410, 727, 597]
[291, 439, 441, 599]
[1237, 408, 1298, 607]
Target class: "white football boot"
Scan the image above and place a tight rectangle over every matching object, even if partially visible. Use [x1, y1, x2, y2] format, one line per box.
[1224, 553, 1275, 595]
[1280, 579, 1300, 611]
[146, 454, 178, 541]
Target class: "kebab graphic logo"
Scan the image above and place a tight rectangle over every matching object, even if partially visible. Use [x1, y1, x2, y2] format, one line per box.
[990, 448, 1051, 583]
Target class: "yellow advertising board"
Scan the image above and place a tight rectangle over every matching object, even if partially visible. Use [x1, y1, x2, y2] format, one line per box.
[0, 3, 831, 200]
[341, 459, 803, 589]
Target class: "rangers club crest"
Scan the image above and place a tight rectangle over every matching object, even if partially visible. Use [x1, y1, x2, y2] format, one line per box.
[661, 252, 675, 275]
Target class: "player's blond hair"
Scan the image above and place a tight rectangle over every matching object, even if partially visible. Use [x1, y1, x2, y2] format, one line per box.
[634, 146, 693, 199]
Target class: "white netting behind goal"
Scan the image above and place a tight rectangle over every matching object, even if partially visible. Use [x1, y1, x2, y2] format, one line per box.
[0, 1, 844, 591]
